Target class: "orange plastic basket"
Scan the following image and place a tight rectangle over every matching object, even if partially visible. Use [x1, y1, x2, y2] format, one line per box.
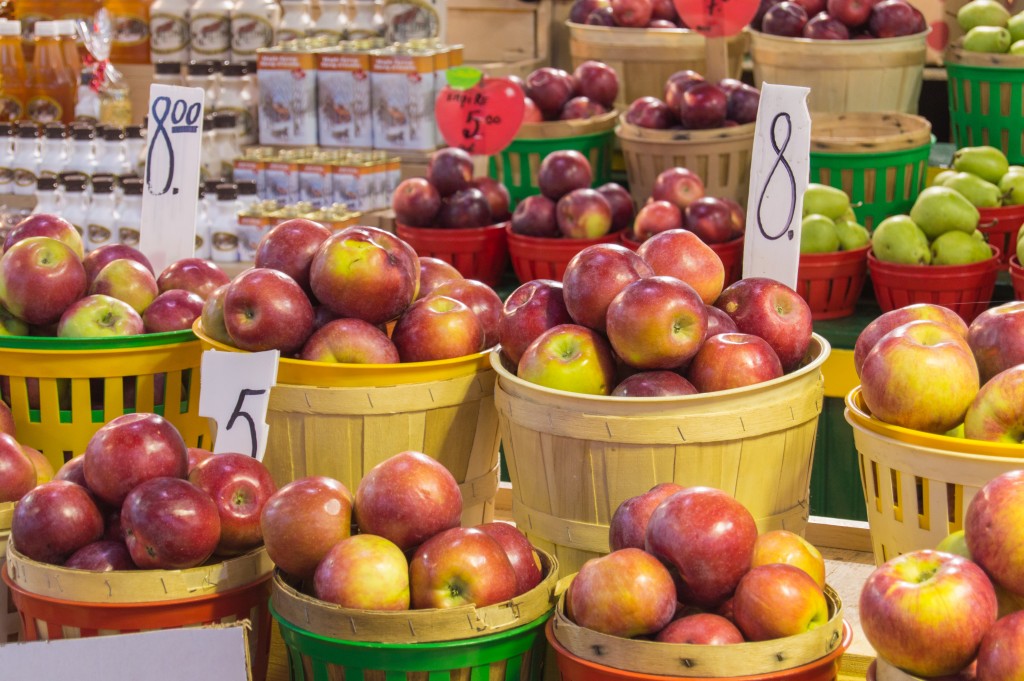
[867, 248, 1000, 323]
[796, 246, 870, 320]
[619, 232, 744, 287]
[977, 205, 1024, 271]
[1011, 255, 1024, 299]
[506, 226, 623, 283]
[395, 222, 510, 288]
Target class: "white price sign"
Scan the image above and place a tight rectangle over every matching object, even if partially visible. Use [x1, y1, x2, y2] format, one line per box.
[139, 84, 205, 275]
[742, 83, 811, 290]
[198, 349, 279, 461]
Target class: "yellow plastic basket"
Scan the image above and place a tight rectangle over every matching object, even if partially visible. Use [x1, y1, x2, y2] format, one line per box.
[0, 331, 211, 471]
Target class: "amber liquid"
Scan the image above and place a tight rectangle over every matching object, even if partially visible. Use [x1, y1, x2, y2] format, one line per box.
[0, 33, 29, 122]
[27, 36, 75, 124]
[105, 0, 151, 64]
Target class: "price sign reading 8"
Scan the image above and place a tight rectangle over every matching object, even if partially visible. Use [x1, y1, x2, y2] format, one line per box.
[145, 94, 202, 196]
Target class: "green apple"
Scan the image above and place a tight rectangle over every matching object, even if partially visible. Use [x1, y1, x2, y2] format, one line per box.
[802, 184, 850, 220]
[835, 220, 871, 251]
[800, 214, 840, 254]
[909, 186, 981, 240]
[942, 172, 1002, 208]
[872, 215, 932, 264]
[1008, 11, 1024, 42]
[999, 170, 1024, 205]
[931, 231, 993, 265]
[953, 146, 1010, 184]
[957, 0, 1010, 31]
[55, 294, 145, 338]
[517, 323, 617, 395]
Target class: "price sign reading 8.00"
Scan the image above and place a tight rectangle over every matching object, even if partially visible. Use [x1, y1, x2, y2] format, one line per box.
[139, 84, 205, 275]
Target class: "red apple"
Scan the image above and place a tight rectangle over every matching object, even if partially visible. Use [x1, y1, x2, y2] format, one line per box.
[510, 195, 560, 238]
[625, 97, 677, 129]
[427, 147, 474, 198]
[299, 318, 400, 364]
[686, 332, 784, 392]
[570, 0, 611, 23]
[522, 96, 544, 123]
[637, 229, 725, 304]
[733, 563, 829, 640]
[560, 96, 608, 120]
[90, 258, 159, 314]
[803, 11, 851, 38]
[854, 303, 969, 377]
[431, 279, 502, 350]
[261, 476, 353, 580]
[965, 470, 1024, 597]
[313, 534, 411, 610]
[142, 289, 205, 333]
[11, 480, 104, 564]
[355, 451, 463, 552]
[791, 0, 826, 14]
[825, 0, 872, 27]
[611, 0, 653, 26]
[0, 432, 36, 502]
[499, 279, 573, 366]
[0, 236, 87, 325]
[612, 371, 698, 397]
[676, 82, 729, 129]
[633, 200, 684, 241]
[477, 521, 544, 596]
[156, 258, 230, 300]
[199, 284, 232, 345]
[21, 444, 53, 484]
[752, 529, 826, 588]
[417, 257, 463, 299]
[310, 226, 420, 326]
[4, 213, 84, 259]
[538, 150, 593, 201]
[967, 301, 1024, 384]
[409, 526, 518, 608]
[721, 198, 747, 238]
[57, 294, 145, 338]
[860, 550, 997, 677]
[597, 183, 635, 233]
[652, 167, 706, 211]
[606, 276, 708, 370]
[651, 0, 680, 21]
[223, 268, 314, 354]
[82, 243, 154, 285]
[392, 178, 442, 227]
[609, 482, 685, 551]
[586, 5, 617, 24]
[525, 67, 576, 120]
[573, 61, 619, 109]
[726, 84, 761, 125]
[567, 548, 677, 637]
[64, 539, 135, 571]
[715, 277, 813, 371]
[976, 610, 1024, 681]
[54, 455, 87, 487]
[187, 447, 215, 473]
[517, 323, 617, 395]
[83, 412, 188, 507]
[645, 486, 758, 608]
[188, 452, 278, 556]
[562, 243, 653, 332]
[391, 295, 483, 362]
[762, 1, 809, 34]
[656, 613, 745, 644]
[0, 399, 14, 437]
[254, 218, 332, 293]
[664, 70, 706, 113]
[868, 0, 925, 37]
[557, 188, 613, 239]
[963, 365, 1024, 443]
[469, 177, 512, 223]
[437, 188, 493, 229]
[685, 197, 735, 244]
[121, 477, 221, 569]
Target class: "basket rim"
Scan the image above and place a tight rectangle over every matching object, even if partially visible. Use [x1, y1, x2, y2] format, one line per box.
[490, 333, 830, 404]
[809, 112, 933, 152]
[867, 247, 1001, 272]
[945, 43, 1024, 69]
[515, 109, 620, 140]
[395, 221, 510, 236]
[621, 232, 744, 251]
[0, 328, 196, 351]
[505, 225, 626, 248]
[616, 116, 757, 143]
[748, 26, 929, 47]
[799, 244, 871, 263]
[845, 386, 1024, 458]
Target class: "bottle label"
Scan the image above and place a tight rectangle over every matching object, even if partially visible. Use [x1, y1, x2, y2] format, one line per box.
[212, 230, 239, 252]
[13, 168, 36, 189]
[276, 28, 303, 43]
[190, 13, 231, 56]
[26, 96, 64, 125]
[150, 12, 190, 54]
[383, 1, 440, 42]
[0, 167, 13, 189]
[0, 96, 23, 122]
[87, 223, 114, 247]
[119, 227, 141, 247]
[113, 14, 151, 46]
[231, 13, 275, 56]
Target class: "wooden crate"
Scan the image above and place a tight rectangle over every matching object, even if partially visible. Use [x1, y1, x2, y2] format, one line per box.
[446, 0, 551, 63]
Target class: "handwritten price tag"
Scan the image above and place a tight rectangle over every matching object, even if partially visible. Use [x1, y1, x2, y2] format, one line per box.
[435, 70, 525, 156]
[139, 84, 205, 275]
[673, 0, 760, 37]
[198, 349, 280, 461]
[742, 83, 811, 290]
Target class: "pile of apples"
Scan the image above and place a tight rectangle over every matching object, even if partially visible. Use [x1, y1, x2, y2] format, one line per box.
[624, 70, 760, 131]
[204, 220, 503, 363]
[799, 184, 871, 254]
[567, 485, 830, 643]
[0, 213, 230, 339]
[509, 150, 634, 240]
[262, 451, 545, 611]
[499, 236, 814, 397]
[872, 183, 994, 266]
[568, 0, 687, 29]
[855, 301, 1024, 442]
[515, 61, 620, 123]
[752, 0, 925, 39]
[0, 403, 55, 503]
[391, 148, 512, 230]
[628, 167, 745, 245]
[956, 0, 1024, 54]
[9, 412, 277, 570]
[859, 469, 1024, 679]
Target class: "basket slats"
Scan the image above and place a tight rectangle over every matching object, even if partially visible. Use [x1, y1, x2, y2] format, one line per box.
[947, 47, 1024, 163]
[868, 250, 1000, 323]
[396, 223, 511, 288]
[978, 205, 1024, 270]
[797, 247, 870, 320]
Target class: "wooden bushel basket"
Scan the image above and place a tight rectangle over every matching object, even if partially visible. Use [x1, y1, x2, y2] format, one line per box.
[0, 503, 18, 643]
[492, 335, 830, 579]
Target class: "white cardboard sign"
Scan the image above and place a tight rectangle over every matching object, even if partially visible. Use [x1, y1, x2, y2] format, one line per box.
[0, 625, 249, 680]
[198, 349, 280, 461]
[742, 82, 811, 290]
[139, 84, 205, 275]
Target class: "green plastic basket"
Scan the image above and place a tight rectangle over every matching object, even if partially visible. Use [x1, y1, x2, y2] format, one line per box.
[946, 46, 1024, 164]
[272, 602, 551, 681]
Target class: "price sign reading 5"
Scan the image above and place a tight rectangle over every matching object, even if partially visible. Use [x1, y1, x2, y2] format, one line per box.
[198, 349, 280, 462]
[436, 68, 525, 156]
[145, 94, 202, 196]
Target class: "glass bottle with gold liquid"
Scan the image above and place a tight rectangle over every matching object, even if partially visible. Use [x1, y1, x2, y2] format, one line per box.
[0, 20, 29, 123]
[27, 21, 75, 124]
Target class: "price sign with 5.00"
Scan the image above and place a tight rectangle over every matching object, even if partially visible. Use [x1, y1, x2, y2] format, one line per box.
[198, 349, 280, 462]
[435, 67, 525, 156]
[139, 84, 205, 275]
[673, 0, 760, 37]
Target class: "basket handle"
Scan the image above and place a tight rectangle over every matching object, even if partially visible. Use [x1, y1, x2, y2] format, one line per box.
[979, 218, 999, 229]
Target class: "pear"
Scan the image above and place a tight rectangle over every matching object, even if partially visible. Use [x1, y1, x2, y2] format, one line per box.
[932, 169, 958, 186]
[954, 146, 1010, 184]
[800, 214, 840, 254]
[999, 171, 1024, 205]
[964, 25, 1013, 52]
[909, 186, 981, 240]
[1019, 234, 1024, 264]
[1008, 165, 1024, 175]
[835, 219, 871, 251]
[942, 172, 1002, 208]
[872, 215, 931, 265]
[931, 230, 993, 265]
[836, 206, 858, 224]
[1011, 39, 1024, 55]
[972, 230, 987, 241]
[802, 184, 850, 220]
[957, 0, 1010, 31]
[1008, 12, 1024, 42]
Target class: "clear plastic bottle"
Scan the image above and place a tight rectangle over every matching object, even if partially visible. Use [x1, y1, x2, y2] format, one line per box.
[213, 111, 241, 180]
[153, 61, 184, 87]
[189, 0, 233, 62]
[0, 122, 15, 194]
[61, 174, 90, 239]
[95, 127, 130, 178]
[34, 176, 62, 215]
[0, 21, 30, 124]
[348, 0, 386, 39]
[237, 178, 258, 211]
[312, 0, 349, 41]
[27, 21, 75, 125]
[11, 122, 40, 196]
[210, 182, 240, 262]
[200, 114, 219, 181]
[216, 62, 256, 146]
[86, 175, 118, 252]
[200, 177, 222, 230]
[231, 0, 280, 62]
[38, 122, 67, 179]
[150, 0, 191, 63]
[124, 124, 145, 177]
[64, 124, 97, 183]
[195, 183, 215, 258]
[116, 176, 143, 248]
[186, 60, 219, 111]
[277, 0, 313, 43]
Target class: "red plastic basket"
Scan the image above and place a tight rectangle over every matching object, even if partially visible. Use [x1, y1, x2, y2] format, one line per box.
[506, 226, 623, 283]
[395, 222, 510, 288]
[619, 232, 744, 287]
[1010, 255, 1024, 300]
[546, 619, 853, 681]
[978, 204, 1024, 271]
[867, 248, 1001, 323]
[797, 246, 870, 320]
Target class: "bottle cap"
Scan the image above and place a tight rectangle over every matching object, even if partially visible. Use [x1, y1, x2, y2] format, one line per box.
[17, 122, 39, 138]
[154, 62, 183, 76]
[56, 20, 79, 38]
[34, 21, 59, 38]
[0, 123, 12, 137]
[187, 61, 217, 77]
[43, 123, 66, 140]
[204, 178, 224, 195]
[223, 62, 246, 78]
[71, 125, 95, 141]
[122, 177, 143, 195]
[216, 183, 238, 201]
[203, 114, 215, 132]
[126, 125, 143, 140]
[103, 127, 124, 142]
[62, 175, 87, 192]
[243, 61, 257, 75]
[0, 21, 21, 36]
[36, 176, 58, 191]
[92, 176, 115, 193]
[237, 180, 258, 196]
[213, 111, 237, 129]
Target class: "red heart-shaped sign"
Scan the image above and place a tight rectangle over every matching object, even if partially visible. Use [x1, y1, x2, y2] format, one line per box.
[435, 77, 525, 156]
[673, 0, 760, 37]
